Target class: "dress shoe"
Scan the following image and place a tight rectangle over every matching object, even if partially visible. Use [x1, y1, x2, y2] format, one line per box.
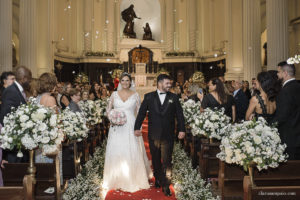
[162, 186, 172, 196]
[155, 180, 161, 188]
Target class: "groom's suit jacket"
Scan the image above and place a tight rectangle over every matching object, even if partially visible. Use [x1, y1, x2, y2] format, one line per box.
[274, 80, 300, 152]
[134, 91, 185, 141]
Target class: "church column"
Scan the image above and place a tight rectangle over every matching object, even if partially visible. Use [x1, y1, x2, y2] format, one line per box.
[188, 0, 197, 52]
[84, 0, 93, 52]
[106, 0, 115, 52]
[19, 0, 38, 77]
[165, 0, 174, 51]
[242, 0, 261, 81]
[0, 0, 13, 73]
[266, 0, 289, 70]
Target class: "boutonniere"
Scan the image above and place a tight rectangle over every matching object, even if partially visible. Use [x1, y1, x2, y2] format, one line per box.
[169, 99, 173, 103]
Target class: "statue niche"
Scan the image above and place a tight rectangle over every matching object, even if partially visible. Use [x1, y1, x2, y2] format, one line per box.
[143, 23, 153, 40]
[121, 4, 141, 38]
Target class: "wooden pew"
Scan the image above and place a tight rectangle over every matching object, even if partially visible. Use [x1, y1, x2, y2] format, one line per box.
[0, 175, 33, 200]
[62, 141, 81, 180]
[243, 176, 300, 200]
[3, 162, 60, 200]
[217, 161, 247, 200]
[198, 139, 220, 180]
[183, 128, 192, 156]
[218, 160, 300, 200]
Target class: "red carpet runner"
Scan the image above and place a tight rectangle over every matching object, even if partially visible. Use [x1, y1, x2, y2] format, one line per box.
[105, 118, 176, 200]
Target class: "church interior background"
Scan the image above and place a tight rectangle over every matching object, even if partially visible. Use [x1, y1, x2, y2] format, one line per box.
[1, 0, 300, 88]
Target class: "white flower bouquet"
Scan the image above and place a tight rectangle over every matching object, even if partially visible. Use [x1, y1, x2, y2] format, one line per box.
[0, 98, 64, 157]
[180, 99, 201, 125]
[108, 109, 127, 126]
[59, 108, 89, 142]
[78, 100, 101, 125]
[190, 108, 231, 140]
[217, 117, 288, 171]
[287, 54, 300, 65]
[94, 98, 108, 119]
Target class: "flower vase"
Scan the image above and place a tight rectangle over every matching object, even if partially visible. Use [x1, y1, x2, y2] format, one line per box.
[248, 163, 256, 186]
[27, 150, 36, 184]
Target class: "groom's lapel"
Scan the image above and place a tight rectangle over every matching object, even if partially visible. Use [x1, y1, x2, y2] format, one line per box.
[153, 92, 161, 114]
[161, 92, 170, 116]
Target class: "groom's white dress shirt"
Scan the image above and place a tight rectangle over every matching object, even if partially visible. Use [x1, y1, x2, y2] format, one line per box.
[157, 89, 166, 105]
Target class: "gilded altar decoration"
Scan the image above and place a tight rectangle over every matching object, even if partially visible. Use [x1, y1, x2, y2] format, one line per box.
[190, 71, 205, 88]
[74, 72, 89, 84]
[132, 48, 150, 64]
[85, 51, 114, 57]
[165, 51, 195, 57]
[111, 69, 123, 79]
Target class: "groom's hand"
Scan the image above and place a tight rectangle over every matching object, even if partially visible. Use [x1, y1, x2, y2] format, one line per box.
[134, 130, 142, 137]
[178, 132, 185, 139]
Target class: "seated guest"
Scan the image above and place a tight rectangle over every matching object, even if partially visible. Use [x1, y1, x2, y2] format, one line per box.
[0, 66, 32, 163]
[275, 61, 300, 160]
[201, 78, 236, 122]
[232, 80, 249, 122]
[245, 72, 277, 124]
[68, 88, 82, 112]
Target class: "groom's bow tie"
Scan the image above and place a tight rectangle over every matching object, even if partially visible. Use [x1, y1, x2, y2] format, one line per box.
[159, 92, 166, 95]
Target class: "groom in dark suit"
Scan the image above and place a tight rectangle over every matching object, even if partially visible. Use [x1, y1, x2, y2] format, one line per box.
[0, 66, 32, 163]
[275, 61, 300, 160]
[134, 74, 185, 196]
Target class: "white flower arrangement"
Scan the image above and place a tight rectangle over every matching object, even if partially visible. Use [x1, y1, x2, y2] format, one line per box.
[0, 98, 64, 156]
[190, 108, 231, 140]
[94, 98, 108, 118]
[180, 99, 201, 125]
[78, 100, 102, 125]
[59, 108, 89, 142]
[287, 54, 300, 65]
[172, 142, 219, 200]
[63, 140, 106, 200]
[217, 117, 288, 171]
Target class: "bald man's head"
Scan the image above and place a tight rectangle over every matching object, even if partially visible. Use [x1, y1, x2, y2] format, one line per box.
[14, 66, 32, 90]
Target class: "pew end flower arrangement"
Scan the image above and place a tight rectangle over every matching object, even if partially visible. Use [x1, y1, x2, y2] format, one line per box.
[58, 108, 89, 142]
[190, 108, 231, 142]
[0, 98, 64, 157]
[216, 117, 288, 185]
[79, 100, 102, 126]
[180, 99, 201, 125]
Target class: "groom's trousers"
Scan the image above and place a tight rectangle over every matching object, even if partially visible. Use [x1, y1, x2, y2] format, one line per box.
[149, 138, 174, 187]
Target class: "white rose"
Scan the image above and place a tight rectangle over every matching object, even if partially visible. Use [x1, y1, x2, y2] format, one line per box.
[41, 136, 50, 144]
[20, 115, 29, 123]
[253, 135, 262, 144]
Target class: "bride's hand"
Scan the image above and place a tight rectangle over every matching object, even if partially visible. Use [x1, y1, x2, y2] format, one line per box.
[134, 130, 142, 137]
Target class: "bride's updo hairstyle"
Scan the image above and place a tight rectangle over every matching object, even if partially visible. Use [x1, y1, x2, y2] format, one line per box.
[120, 72, 132, 88]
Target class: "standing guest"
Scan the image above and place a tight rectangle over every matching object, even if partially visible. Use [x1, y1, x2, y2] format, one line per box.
[100, 87, 109, 99]
[245, 72, 277, 124]
[91, 82, 101, 100]
[0, 66, 32, 163]
[55, 82, 63, 108]
[89, 90, 96, 100]
[201, 78, 236, 122]
[0, 71, 15, 95]
[225, 81, 235, 95]
[250, 78, 259, 96]
[28, 78, 39, 97]
[81, 90, 89, 101]
[232, 80, 249, 122]
[60, 82, 72, 110]
[242, 81, 252, 100]
[275, 61, 300, 160]
[68, 88, 82, 112]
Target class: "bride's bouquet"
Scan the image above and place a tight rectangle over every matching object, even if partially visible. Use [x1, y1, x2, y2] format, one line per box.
[108, 109, 127, 126]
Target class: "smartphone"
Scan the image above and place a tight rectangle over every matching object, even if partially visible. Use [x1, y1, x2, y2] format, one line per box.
[199, 88, 203, 94]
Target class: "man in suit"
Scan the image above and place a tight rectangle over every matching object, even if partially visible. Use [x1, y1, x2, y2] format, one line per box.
[232, 80, 249, 122]
[134, 74, 185, 196]
[0, 66, 32, 163]
[275, 61, 300, 160]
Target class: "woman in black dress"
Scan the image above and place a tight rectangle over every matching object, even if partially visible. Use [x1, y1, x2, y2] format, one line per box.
[245, 71, 279, 124]
[201, 77, 236, 122]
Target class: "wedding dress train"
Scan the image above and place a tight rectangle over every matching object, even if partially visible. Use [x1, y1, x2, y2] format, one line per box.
[103, 91, 152, 194]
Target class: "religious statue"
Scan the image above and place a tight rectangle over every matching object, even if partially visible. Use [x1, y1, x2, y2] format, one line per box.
[121, 4, 141, 38]
[143, 23, 153, 40]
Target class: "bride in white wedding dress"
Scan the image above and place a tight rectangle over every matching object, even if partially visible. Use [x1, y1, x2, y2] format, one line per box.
[102, 73, 152, 195]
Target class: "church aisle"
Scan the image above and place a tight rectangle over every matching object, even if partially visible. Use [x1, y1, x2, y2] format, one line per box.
[105, 119, 176, 200]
